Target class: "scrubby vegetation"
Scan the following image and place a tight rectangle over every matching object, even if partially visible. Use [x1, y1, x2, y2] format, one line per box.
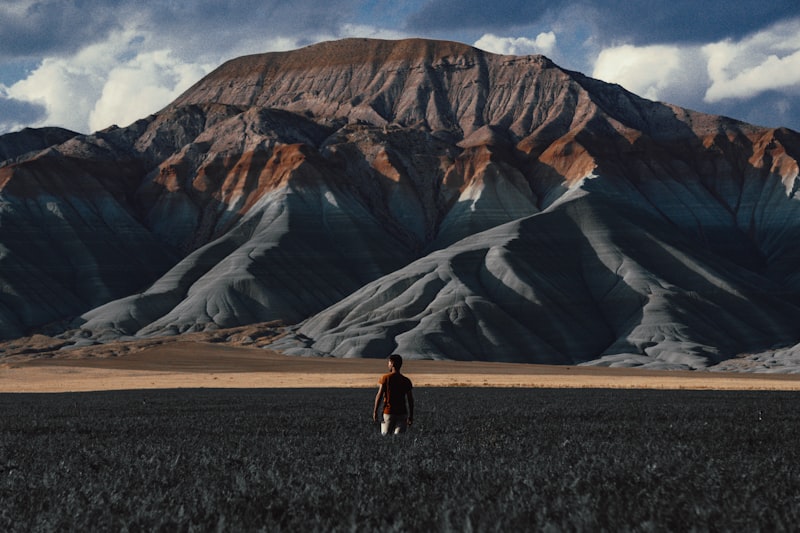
[1, 387, 799, 531]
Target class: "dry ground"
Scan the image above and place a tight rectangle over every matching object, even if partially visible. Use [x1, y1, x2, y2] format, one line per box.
[2, 337, 800, 392]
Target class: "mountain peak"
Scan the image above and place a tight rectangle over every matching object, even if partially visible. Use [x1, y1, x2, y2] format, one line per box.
[270, 37, 487, 65]
[168, 37, 561, 138]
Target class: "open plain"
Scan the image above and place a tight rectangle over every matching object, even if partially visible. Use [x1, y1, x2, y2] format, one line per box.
[3, 386, 800, 531]
[2, 339, 800, 392]
[3, 337, 800, 531]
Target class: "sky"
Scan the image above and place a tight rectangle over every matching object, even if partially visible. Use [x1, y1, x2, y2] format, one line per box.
[1, 0, 800, 135]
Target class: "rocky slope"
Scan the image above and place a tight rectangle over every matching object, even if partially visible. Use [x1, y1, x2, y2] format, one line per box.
[2, 38, 800, 370]
[0, 127, 79, 163]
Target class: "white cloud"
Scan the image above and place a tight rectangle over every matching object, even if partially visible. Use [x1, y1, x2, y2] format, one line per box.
[339, 23, 408, 41]
[592, 44, 708, 103]
[2, 19, 409, 134]
[588, 19, 800, 130]
[0, 84, 46, 133]
[5, 28, 214, 133]
[703, 18, 800, 102]
[88, 49, 210, 131]
[7, 37, 115, 132]
[474, 32, 557, 56]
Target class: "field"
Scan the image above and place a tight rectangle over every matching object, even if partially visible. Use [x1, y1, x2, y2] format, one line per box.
[2, 387, 799, 531]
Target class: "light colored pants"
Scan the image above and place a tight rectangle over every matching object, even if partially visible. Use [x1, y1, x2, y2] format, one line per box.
[381, 413, 408, 435]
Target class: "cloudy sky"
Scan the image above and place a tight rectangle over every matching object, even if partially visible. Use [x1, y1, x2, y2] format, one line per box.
[1, 0, 799, 135]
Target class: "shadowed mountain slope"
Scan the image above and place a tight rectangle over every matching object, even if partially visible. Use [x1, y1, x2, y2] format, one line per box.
[0, 127, 79, 162]
[2, 38, 800, 370]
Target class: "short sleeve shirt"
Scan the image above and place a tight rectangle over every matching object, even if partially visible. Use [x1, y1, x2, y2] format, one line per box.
[378, 372, 413, 415]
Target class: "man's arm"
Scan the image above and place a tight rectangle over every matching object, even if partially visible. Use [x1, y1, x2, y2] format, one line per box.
[373, 383, 385, 422]
[406, 389, 414, 425]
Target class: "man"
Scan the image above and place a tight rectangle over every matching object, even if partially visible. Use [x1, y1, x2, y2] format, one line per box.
[373, 354, 414, 435]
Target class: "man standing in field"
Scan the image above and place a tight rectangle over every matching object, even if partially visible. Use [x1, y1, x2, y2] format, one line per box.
[373, 354, 414, 435]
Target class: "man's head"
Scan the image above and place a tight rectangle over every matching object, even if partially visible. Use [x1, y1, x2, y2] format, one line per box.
[388, 354, 403, 371]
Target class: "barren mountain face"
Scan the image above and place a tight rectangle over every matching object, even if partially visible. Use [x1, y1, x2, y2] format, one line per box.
[2, 38, 800, 369]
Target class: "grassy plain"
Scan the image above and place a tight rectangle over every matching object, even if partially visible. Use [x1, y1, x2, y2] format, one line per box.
[2, 387, 800, 531]
[2, 340, 800, 529]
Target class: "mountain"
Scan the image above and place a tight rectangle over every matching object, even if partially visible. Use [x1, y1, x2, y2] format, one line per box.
[0, 127, 79, 163]
[2, 38, 800, 370]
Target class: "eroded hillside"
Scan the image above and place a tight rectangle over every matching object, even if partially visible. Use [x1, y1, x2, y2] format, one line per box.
[1, 38, 800, 369]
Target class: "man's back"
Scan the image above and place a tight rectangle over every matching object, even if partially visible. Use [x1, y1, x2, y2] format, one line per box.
[373, 354, 415, 435]
[379, 372, 413, 415]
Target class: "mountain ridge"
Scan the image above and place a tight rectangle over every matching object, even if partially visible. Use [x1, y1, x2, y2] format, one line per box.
[1, 38, 800, 370]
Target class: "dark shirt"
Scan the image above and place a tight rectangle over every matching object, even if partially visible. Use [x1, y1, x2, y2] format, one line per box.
[378, 372, 413, 415]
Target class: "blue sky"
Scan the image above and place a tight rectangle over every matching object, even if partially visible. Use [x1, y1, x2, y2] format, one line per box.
[1, 0, 799, 134]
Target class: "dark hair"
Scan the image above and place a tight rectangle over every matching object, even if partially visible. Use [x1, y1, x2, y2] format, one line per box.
[388, 354, 403, 370]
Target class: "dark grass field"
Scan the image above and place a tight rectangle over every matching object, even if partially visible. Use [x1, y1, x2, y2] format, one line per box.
[1, 387, 799, 531]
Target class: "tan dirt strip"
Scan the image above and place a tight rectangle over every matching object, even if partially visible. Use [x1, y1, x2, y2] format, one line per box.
[1, 341, 799, 392]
